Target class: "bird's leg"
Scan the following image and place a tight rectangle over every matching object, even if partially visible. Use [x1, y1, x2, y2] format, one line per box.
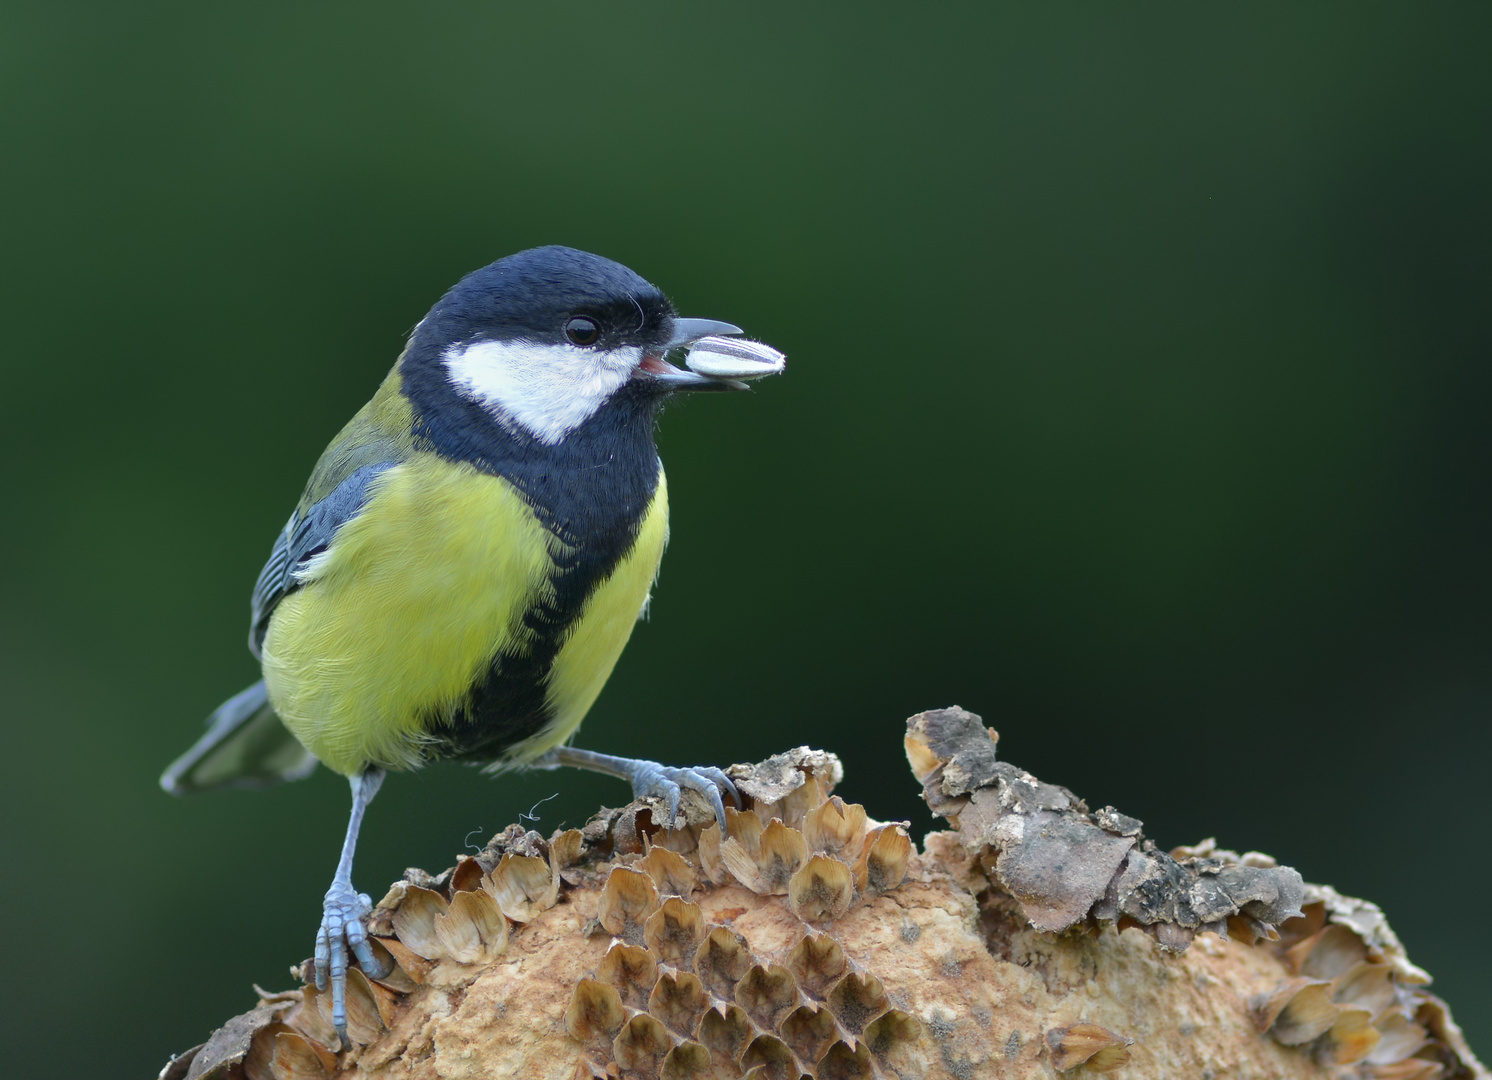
[536, 746, 740, 828]
[314, 766, 393, 1048]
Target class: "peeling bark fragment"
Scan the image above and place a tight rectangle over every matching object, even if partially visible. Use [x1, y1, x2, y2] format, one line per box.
[904, 706, 1003, 795]
[728, 746, 843, 805]
[1094, 806, 1143, 836]
[475, 824, 549, 866]
[993, 810, 1134, 932]
[1213, 863, 1306, 926]
[907, 708, 1306, 945]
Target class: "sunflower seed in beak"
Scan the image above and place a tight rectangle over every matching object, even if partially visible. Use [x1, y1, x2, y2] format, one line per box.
[684, 335, 786, 381]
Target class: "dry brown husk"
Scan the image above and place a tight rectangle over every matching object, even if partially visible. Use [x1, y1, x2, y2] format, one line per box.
[161, 709, 1486, 1080]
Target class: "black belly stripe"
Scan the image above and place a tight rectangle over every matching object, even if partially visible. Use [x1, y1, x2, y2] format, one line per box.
[399, 364, 666, 761]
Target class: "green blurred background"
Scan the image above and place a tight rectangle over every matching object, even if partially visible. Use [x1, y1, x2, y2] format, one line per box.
[1, 5, 1487, 1074]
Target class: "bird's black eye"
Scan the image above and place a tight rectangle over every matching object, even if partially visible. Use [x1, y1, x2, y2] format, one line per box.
[565, 316, 601, 346]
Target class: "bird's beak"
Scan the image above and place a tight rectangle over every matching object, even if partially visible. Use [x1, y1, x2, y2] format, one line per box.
[666, 318, 745, 348]
[634, 317, 750, 392]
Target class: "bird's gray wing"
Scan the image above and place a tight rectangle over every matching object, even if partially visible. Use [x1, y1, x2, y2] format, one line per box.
[162, 460, 396, 794]
[249, 461, 394, 656]
[162, 461, 397, 795]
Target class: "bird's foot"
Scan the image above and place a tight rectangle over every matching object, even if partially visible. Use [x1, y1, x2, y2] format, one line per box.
[620, 759, 740, 828]
[314, 878, 393, 1047]
[536, 746, 742, 829]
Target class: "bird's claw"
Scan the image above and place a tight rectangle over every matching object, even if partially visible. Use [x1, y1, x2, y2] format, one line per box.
[314, 879, 392, 1046]
[625, 760, 741, 828]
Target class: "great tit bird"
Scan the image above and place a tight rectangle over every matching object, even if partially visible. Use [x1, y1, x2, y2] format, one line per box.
[160, 246, 782, 1042]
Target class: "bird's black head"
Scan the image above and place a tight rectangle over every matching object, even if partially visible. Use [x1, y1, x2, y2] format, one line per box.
[415, 246, 676, 354]
[401, 246, 746, 447]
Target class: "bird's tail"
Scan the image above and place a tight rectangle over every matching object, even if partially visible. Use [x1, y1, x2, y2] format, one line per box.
[160, 680, 318, 794]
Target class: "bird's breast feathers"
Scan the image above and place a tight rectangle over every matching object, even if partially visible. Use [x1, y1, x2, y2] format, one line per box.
[260, 452, 668, 775]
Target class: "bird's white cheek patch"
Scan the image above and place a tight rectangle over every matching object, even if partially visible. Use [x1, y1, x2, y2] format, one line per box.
[443, 340, 641, 444]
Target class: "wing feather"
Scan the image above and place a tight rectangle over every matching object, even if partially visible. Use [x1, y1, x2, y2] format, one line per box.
[249, 461, 395, 656]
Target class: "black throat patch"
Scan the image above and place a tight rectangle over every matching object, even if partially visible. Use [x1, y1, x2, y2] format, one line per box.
[400, 359, 665, 761]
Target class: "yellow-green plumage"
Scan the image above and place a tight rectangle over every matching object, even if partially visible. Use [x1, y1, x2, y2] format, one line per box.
[263, 440, 669, 777]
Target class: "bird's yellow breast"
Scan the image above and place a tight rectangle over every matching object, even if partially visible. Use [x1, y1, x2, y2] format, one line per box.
[260, 453, 668, 775]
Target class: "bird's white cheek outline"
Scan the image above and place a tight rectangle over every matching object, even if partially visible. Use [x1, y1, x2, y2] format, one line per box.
[442, 340, 642, 445]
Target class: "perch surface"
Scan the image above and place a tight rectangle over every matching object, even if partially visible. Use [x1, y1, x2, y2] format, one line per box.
[161, 710, 1485, 1080]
